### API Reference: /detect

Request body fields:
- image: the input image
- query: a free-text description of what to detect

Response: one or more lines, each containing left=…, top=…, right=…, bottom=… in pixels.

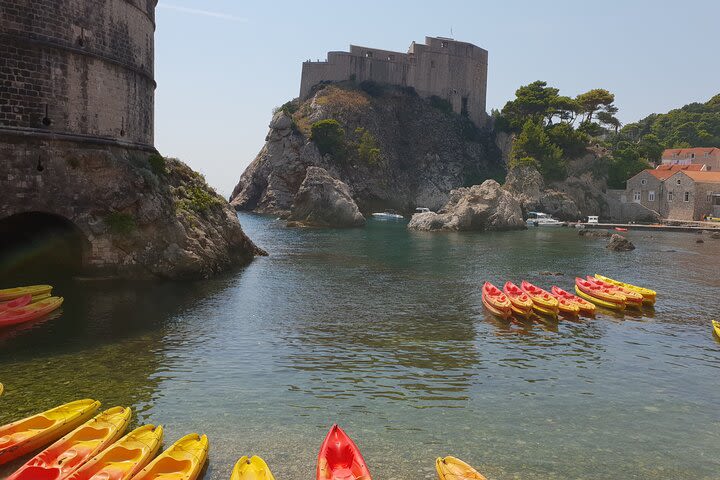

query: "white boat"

left=526, top=212, right=564, bottom=227
left=415, top=207, right=431, bottom=214
left=372, top=210, right=404, bottom=220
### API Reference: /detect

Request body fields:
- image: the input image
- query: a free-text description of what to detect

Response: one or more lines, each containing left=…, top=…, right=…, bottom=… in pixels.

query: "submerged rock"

left=578, top=229, right=612, bottom=238
left=287, top=167, right=365, bottom=228
left=606, top=234, right=635, bottom=251
left=407, top=180, right=525, bottom=232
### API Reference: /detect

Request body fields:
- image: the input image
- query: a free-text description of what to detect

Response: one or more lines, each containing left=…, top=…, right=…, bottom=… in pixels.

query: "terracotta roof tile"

left=678, top=171, right=720, bottom=183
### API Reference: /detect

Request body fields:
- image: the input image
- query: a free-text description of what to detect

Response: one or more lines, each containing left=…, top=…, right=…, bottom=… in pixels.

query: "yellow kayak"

left=594, top=274, right=656, bottom=305
left=231, top=455, right=276, bottom=480
left=436, top=456, right=487, bottom=480
left=713, top=320, right=720, bottom=338
left=130, top=433, right=208, bottom=480
left=575, top=286, right=625, bottom=311
left=6, top=406, right=131, bottom=480
left=532, top=303, right=558, bottom=318
left=0, top=383, right=3, bottom=396
left=0, top=399, right=100, bottom=465
left=67, top=424, right=164, bottom=480
left=0, top=285, right=53, bottom=302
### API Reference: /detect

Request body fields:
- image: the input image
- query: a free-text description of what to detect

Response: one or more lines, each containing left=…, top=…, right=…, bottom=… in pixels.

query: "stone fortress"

left=0, top=0, right=157, bottom=148
left=300, top=36, right=488, bottom=127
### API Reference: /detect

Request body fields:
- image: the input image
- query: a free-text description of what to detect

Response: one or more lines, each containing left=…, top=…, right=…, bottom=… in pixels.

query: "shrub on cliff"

left=148, top=154, right=166, bottom=175
left=354, top=127, right=381, bottom=165
left=510, top=119, right=566, bottom=181
left=311, top=119, right=346, bottom=159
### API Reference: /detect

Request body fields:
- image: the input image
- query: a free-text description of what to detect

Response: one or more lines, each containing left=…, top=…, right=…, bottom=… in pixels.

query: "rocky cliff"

left=230, top=83, right=504, bottom=216
left=0, top=135, right=265, bottom=280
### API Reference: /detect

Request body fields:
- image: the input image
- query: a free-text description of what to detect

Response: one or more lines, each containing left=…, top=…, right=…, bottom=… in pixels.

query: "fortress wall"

left=300, top=37, right=488, bottom=126
left=0, top=0, right=156, bottom=147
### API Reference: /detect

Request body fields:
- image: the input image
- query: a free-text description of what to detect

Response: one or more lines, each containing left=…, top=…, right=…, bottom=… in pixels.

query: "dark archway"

left=0, top=212, right=89, bottom=281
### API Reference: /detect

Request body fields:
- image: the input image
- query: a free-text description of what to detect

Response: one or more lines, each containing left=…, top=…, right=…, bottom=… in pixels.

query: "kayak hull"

left=575, top=286, right=625, bottom=310
left=0, top=285, right=52, bottom=302
left=713, top=320, right=720, bottom=338
left=317, top=424, right=371, bottom=480
left=0, top=399, right=100, bottom=465
left=7, top=407, right=131, bottom=480
left=0, top=297, right=64, bottom=329
left=521, top=281, right=559, bottom=311
left=66, top=425, right=163, bottom=480
left=551, top=286, right=596, bottom=315
left=436, top=456, right=487, bottom=480
left=231, top=455, right=276, bottom=480
left=594, top=274, right=656, bottom=305
left=129, top=432, right=208, bottom=480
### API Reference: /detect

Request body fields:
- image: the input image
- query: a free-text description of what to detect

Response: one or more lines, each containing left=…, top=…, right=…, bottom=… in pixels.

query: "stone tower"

left=300, top=36, right=488, bottom=127
left=0, top=0, right=157, bottom=148
left=0, top=0, right=264, bottom=279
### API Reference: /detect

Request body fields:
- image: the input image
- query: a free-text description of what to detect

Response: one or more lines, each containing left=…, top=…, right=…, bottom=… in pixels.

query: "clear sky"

left=154, top=0, right=720, bottom=197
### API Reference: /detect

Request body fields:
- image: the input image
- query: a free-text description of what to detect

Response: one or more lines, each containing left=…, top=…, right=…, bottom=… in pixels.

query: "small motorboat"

left=371, top=210, right=404, bottom=220
left=614, top=227, right=628, bottom=232
left=526, top=212, right=563, bottom=227
left=414, top=207, right=431, bottom=214
left=317, top=424, right=371, bottom=480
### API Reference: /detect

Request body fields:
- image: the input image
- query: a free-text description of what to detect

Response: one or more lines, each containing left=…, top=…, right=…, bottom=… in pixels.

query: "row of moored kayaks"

left=0, top=285, right=63, bottom=328
left=482, top=275, right=657, bottom=320
left=0, top=398, right=488, bottom=480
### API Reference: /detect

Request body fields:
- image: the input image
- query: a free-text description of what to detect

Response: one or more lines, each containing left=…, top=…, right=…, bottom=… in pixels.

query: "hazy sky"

left=154, top=0, right=720, bottom=197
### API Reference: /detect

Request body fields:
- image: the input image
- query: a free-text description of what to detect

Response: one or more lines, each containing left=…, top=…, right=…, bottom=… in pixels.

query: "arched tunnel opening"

left=0, top=212, right=89, bottom=282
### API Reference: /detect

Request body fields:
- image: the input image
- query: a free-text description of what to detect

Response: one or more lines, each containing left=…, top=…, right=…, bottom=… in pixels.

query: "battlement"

left=300, top=36, right=488, bottom=126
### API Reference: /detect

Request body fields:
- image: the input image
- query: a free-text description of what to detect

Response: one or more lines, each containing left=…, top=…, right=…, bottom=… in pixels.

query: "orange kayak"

left=551, top=286, right=596, bottom=315
left=575, top=277, right=625, bottom=305
left=482, top=282, right=511, bottom=319
left=66, top=425, right=163, bottom=480
left=587, top=277, right=643, bottom=308
left=317, top=424, right=371, bottom=480
left=503, top=282, right=533, bottom=311
left=521, top=281, right=559, bottom=311
left=0, top=297, right=63, bottom=328
left=6, top=407, right=131, bottom=480
left=0, top=399, right=100, bottom=465
left=0, top=295, right=32, bottom=312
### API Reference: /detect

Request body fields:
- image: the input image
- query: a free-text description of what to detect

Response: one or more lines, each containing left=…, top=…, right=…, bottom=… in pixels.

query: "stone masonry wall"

left=0, top=0, right=156, bottom=147
left=300, top=37, right=488, bottom=127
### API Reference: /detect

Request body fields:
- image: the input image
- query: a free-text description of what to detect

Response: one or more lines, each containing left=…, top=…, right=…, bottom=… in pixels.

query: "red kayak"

left=317, top=424, right=371, bottom=480
left=0, top=297, right=63, bottom=328
left=0, top=295, right=31, bottom=312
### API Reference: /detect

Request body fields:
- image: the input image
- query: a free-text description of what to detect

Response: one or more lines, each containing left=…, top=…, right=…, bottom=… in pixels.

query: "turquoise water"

left=1, top=214, right=720, bottom=479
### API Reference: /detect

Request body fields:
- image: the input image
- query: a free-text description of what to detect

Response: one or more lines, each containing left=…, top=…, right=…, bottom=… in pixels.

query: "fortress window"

left=365, top=51, right=373, bottom=58
left=441, top=41, right=448, bottom=48
left=461, top=97, right=468, bottom=117
left=430, top=60, right=436, bottom=68
left=387, top=55, right=395, bottom=61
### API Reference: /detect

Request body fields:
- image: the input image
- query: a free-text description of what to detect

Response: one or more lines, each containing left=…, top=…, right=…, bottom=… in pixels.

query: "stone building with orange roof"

left=661, top=147, right=720, bottom=171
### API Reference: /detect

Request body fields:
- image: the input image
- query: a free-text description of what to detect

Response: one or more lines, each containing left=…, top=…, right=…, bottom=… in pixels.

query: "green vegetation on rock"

left=311, top=119, right=346, bottom=159
left=148, top=154, right=166, bottom=175
left=106, top=212, right=136, bottom=234
left=354, top=127, right=381, bottom=165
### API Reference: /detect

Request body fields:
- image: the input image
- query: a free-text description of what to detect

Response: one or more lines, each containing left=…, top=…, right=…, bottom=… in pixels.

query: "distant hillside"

left=620, top=94, right=720, bottom=150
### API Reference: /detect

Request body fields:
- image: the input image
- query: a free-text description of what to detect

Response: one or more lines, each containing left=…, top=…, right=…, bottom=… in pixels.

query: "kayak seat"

left=143, top=456, right=192, bottom=474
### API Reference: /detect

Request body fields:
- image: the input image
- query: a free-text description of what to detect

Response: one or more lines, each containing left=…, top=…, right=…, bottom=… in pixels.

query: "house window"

left=684, top=191, right=690, bottom=202
left=641, top=179, right=647, bottom=185
left=704, top=152, right=710, bottom=158
left=633, top=191, right=641, bottom=202
left=648, top=191, right=655, bottom=201
left=690, top=153, right=695, bottom=159
left=676, top=179, right=682, bottom=185
left=668, top=191, right=674, bottom=202
left=708, top=193, right=713, bottom=202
